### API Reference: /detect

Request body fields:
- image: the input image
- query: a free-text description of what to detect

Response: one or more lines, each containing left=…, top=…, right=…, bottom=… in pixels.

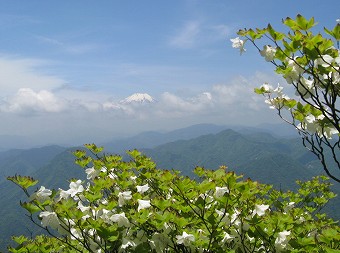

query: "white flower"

left=98, top=208, right=112, bottom=223
left=260, top=83, right=274, bottom=93
left=275, top=230, right=291, bottom=251
left=100, top=166, right=108, bottom=173
left=323, top=126, right=339, bottom=139
left=57, top=180, right=84, bottom=200
left=298, top=114, right=339, bottom=139
left=221, top=232, right=235, bottom=243
left=260, top=45, right=277, bottom=61
left=58, top=189, right=70, bottom=200
left=39, top=211, right=60, bottom=229
left=265, top=94, right=290, bottom=110
left=70, top=227, right=83, bottom=240
left=137, top=199, right=151, bottom=212
left=176, top=231, right=195, bottom=246
left=284, top=202, right=295, bottom=212
left=328, top=70, right=340, bottom=85
left=77, top=201, right=90, bottom=212
left=284, top=58, right=304, bottom=83
left=108, top=169, right=117, bottom=180
left=337, top=19, right=340, bottom=24
left=121, top=238, right=136, bottom=250
left=230, top=37, right=246, bottom=55
left=214, top=186, right=229, bottom=198
left=110, top=212, right=130, bottom=227
left=136, top=183, right=149, bottom=194
left=30, top=186, right=52, bottom=203
left=67, top=180, right=84, bottom=198
left=230, top=209, right=242, bottom=228
left=118, top=191, right=132, bottom=206
left=296, top=77, right=315, bottom=98
left=215, top=209, right=231, bottom=224
left=252, top=204, right=269, bottom=217
left=85, top=167, right=99, bottom=180
left=314, top=54, right=334, bottom=68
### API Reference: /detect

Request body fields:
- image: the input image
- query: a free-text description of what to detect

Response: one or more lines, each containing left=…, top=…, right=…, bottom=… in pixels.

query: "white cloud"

left=168, top=21, right=232, bottom=49
left=0, top=71, right=275, bottom=118
left=169, top=21, right=201, bottom=49
left=0, top=70, right=283, bottom=145
left=159, top=91, right=213, bottom=114
left=0, top=88, right=67, bottom=114
left=211, top=24, right=232, bottom=38
left=36, top=35, right=102, bottom=54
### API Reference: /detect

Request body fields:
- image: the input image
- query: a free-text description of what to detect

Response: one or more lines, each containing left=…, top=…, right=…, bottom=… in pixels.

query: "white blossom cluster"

left=27, top=167, right=302, bottom=253
left=230, top=32, right=340, bottom=140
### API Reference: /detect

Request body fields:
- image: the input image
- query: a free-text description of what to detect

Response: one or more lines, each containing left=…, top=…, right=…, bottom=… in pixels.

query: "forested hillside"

left=144, top=130, right=319, bottom=187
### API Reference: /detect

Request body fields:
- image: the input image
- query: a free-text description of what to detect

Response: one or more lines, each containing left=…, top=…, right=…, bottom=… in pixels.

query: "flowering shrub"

left=8, top=144, right=340, bottom=252
left=232, top=15, right=340, bottom=182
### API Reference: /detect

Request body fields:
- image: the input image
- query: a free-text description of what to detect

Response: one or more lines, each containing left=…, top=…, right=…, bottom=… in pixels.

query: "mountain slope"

left=143, top=129, right=318, bottom=189
left=0, top=145, right=67, bottom=184
left=101, top=123, right=228, bottom=153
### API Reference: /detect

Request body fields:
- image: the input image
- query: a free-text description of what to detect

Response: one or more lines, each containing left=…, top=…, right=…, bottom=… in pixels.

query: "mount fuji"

left=120, top=93, right=156, bottom=104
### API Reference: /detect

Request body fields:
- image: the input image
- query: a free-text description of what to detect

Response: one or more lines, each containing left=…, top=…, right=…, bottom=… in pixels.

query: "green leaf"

left=72, top=149, right=86, bottom=159
left=324, top=24, right=340, bottom=40
left=267, top=24, right=284, bottom=40
left=84, top=143, right=104, bottom=154
left=283, top=99, right=297, bottom=109
left=247, top=28, right=263, bottom=40
left=283, top=17, right=297, bottom=29
left=153, top=198, right=171, bottom=211
left=297, top=102, right=304, bottom=112
left=254, top=88, right=264, bottom=94
left=20, top=201, right=41, bottom=214
left=11, top=235, right=28, bottom=245
left=7, top=175, right=38, bottom=189
left=333, top=23, right=340, bottom=40
left=296, top=14, right=314, bottom=30
left=75, top=156, right=92, bottom=168
left=237, top=29, right=247, bottom=36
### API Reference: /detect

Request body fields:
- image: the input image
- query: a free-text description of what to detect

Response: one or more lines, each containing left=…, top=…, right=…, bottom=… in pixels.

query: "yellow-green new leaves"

left=84, top=143, right=104, bottom=154
left=324, top=23, right=340, bottom=41
left=20, top=201, right=41, bottom=214
left=267, top=24, right=285, bottom=40
left=7, top=175, right=38, bottom=190
left=284, top=15, right=316, bottom=31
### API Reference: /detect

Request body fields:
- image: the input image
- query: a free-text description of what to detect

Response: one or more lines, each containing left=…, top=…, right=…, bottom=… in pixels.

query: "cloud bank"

left=0, top=55, right=282, bottom=146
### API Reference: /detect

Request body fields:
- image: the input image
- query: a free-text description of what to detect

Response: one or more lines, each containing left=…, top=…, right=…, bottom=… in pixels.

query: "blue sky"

left=0, top=1, right=338, bottom=147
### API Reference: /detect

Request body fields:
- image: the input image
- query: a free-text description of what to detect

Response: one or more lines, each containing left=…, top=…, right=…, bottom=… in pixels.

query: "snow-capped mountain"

left=120, top=93, right=156, bottom=104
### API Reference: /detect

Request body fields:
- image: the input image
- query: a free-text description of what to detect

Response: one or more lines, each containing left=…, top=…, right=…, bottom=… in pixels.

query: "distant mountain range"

left=0, top=124, right=338, bottom=251
left=0, top=123, right=298, bottom=151
left=100, top=123, right=228, bottom=153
